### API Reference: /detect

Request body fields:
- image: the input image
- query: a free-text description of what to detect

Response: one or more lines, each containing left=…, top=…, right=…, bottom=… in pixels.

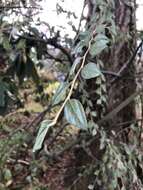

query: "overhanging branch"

left=20, top=35, right=73, bottom=65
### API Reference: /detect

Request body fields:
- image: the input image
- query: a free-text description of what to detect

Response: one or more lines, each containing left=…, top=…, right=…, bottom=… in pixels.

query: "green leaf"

left=4, top=169, right=12, bottom=181
left=3, top=37, right=11, bottom=50
left=64, top=99, right=87, bottom=129
left=33, top=120, right=53, bottom=152
left=69, top=57, right=81, bottom=76
left=81, top=62, right=102, bottom=79
left=90, top=34, right=109, bottom=56
left=16, top=39, right=26, bottom=50
left=79, top=31, right=91, bottom=41
left=95, top=34, right=109, bottom=41
left=73, top=40, right=86, bottom=54
left=97, top=99, right=102, bottom=105
left=96, top=87, right=102, bottom=95
left=73, top=31, right=91, bottom=54
left=52, top=82, right=69, bottom=106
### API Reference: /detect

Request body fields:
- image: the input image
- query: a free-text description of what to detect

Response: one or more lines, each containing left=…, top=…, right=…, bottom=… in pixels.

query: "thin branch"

left=20, top=34, right=73, bottom=65
left=115, top=118, right=143, bottom=138
left=111, top=40, right=143, bottom=84
left=51, top=32, right=95, bottom=126
left=97, top=90, right=142, bottom=125
left=46, top=123, right=69, bottom=148
left=114, top=118, right=143, bottom=127
left=102, top=70, right=120, bottom=77
left=74, top=0, right=86, bottom=40
left=6, top=101, right=63, bottom=139
left=33, top=31, right=95, bottom=153
left=45, top=52, right=66, bottom=63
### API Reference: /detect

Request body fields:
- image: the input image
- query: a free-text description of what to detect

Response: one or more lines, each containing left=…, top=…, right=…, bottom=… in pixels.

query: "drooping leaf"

left=73, top=40, right=86, bottom=54
left=81, top=62, right=102, bottom=79
left=26, top=56, right=40, bottom=86
left=3, top=37, right=11, bottom=51
left=64, top=99, right=87, bottom=129
left=72, top=31, right=91, bottom=54
left=69, top=57, right=81, bottom=76
left=90, top=34, right=109, bottom=56
left=52, top=82, right=69, bottom=106
left=33, top=120, right=53, bottom=152
left=79, top=31, right=91, bottom=43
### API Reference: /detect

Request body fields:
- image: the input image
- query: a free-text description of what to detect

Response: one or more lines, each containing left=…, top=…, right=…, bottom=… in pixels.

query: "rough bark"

left=87, top=0, right=137, bottom=132
left=64, top=1, right=137, bottom=189
left=106, top=0, right=136, bottom=130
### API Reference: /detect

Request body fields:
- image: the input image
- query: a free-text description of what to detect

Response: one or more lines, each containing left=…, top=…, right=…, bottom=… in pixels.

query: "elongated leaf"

left=64, top=99, right=87, bottom=129
left=69, top=57, right=81, bottom=76
left=52, top=82, right=69, bottom=106
left=33, top=120, right=53, bottom=152
left=72, top=31, right=90, bottom=54
left=73, top=40, right=86, bottom=54
left=81, top=62, right=102, bottom=79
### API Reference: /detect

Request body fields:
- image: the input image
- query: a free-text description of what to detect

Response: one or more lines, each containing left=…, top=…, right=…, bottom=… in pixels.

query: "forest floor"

left=0, top=82, right=79, bottom=190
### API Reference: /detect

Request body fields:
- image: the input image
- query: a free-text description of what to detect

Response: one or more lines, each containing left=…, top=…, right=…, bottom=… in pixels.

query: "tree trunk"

left=105, top=0, right=136, bottom=131
left=68, top=0, right=137, bottom=189
left=87, top=0, right=137, bottom=134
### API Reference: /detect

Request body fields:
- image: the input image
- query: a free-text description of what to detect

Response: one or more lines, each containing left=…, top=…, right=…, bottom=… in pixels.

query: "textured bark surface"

left=88, top=0, right=137, bottom=130
left=84, top=0, right=136, bottom=129
left=106, top=0, right=136, bottom=129
left=64, top=1, right=137, bottom=189
left=68, top=1, right=137, bottom=189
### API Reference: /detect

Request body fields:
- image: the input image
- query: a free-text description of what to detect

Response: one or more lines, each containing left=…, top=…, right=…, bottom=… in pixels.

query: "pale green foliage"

left=81, top=62, right=102, bottom=79
left=69, top=57, right=81, bottom=76
left=94, top=126, right=143, bottom=189
left=64, top=99, right=88, bottom=129
left=52, top=82, right=69, bottom=106
left=90, top=34, right=109, bottom=57
left=33, top=120, right=52, bottom=152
